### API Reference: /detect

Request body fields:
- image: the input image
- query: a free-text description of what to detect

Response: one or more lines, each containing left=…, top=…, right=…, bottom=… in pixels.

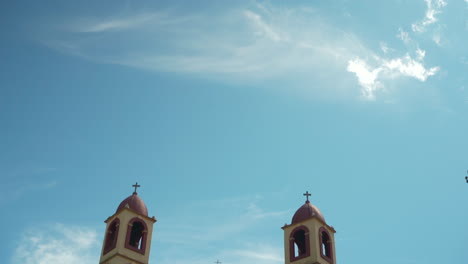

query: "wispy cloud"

left=0, top=167, right=57, bottom=204
left=396, top=28, right=411, bottom=44
left=157, top=243, right=283, bottom=264
left=40, top=2, right=444, bottom=101
left=152, top=194, right=287, bottom=264
left=41, top=4, right=374, bottom=100
left=156, top=195, right=289, bottom=244
left=70, top=13, right=158, bottom=33
left=247, top=202, right=289, bottom=219
left=12, top=224, right=100, bottom=264
left=222, top=243, right=283, bottom=264
left=380, top=42, right=392, bottom=54
left=411, top=0, right=447, bottom=33
left=243, top=10, right=283, bottom=42
left=11, top=198, right=284, bottom=264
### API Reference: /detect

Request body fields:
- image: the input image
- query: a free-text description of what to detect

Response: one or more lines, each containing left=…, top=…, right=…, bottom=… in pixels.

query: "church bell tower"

left=282, top=192, right=336, bottom=264
left=99, top=183, right=157, bottom=264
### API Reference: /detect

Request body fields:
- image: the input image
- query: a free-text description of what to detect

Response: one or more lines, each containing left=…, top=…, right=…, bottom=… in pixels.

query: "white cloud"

left=383, top=54, right=439, bottom=81
left=411, top=0, right=447, bottom=33
left=347, top=50, right=439, bottom=100
left=347, top=0, right=445, bottom=101
left=12, top=224, right=100, bottom=264
left=347, top=59, right=382, bottom=100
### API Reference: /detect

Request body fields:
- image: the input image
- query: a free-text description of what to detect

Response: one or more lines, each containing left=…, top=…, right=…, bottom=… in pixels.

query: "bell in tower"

left=282, top=191, right=336, bottom=264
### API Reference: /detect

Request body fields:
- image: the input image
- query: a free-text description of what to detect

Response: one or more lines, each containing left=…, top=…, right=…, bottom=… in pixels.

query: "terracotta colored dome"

left=291, top=201, right=325, bottom=224
left=116, top=192, right=148, bottom=216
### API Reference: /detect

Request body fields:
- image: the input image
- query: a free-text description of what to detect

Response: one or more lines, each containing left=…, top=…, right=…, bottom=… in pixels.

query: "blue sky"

left=2, top=0, right=468, bottom=263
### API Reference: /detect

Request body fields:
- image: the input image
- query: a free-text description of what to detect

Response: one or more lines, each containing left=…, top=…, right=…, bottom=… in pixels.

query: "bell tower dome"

left=99, top=183, right=157, bottom=264
left=282, top=191, right=336, bottom=264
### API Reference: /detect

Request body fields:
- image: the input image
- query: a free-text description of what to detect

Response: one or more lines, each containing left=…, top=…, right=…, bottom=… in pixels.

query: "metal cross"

left=132, top=182, right=141, bottom=193
left=465, top=170, right=468, bottom=183
left=303, top=191, right=311, bottom=202
left=214, top=260, right=222, bottom=264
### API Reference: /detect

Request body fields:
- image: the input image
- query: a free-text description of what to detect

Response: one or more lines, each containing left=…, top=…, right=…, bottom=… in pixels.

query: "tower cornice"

left=282, top=215, right=336, bottom=233
left=105, top=207, right=157, bottom=224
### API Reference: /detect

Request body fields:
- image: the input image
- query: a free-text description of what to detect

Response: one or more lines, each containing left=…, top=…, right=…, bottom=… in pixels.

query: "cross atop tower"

left=303, top=191, right=311, bottom=202
left=214, top=260, right=222, bottom=264
left=133, top=182, right=141, bottom=194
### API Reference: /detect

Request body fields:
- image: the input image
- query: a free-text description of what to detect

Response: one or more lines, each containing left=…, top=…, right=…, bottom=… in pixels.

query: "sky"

left=1, top=0, right=468, bottom=263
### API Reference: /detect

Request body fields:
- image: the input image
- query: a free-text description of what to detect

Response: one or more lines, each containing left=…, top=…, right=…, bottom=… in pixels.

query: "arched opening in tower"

left=321, top=230, right=332, bottom=259
left=129, top=221, right=145, bottom=250
left=104, top=219, right=119, bottom=253
left=293, top=229, right=306, bottom=257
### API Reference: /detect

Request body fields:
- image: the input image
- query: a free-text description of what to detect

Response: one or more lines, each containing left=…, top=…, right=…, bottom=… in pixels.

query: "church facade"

left=98, top=186, right=336, bottom=264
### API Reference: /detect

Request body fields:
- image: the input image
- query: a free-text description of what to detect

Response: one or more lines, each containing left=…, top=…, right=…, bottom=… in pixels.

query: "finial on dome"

left=132, top=182, right=141, bottom=194
left=303, top=191, right=311, bottom=203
